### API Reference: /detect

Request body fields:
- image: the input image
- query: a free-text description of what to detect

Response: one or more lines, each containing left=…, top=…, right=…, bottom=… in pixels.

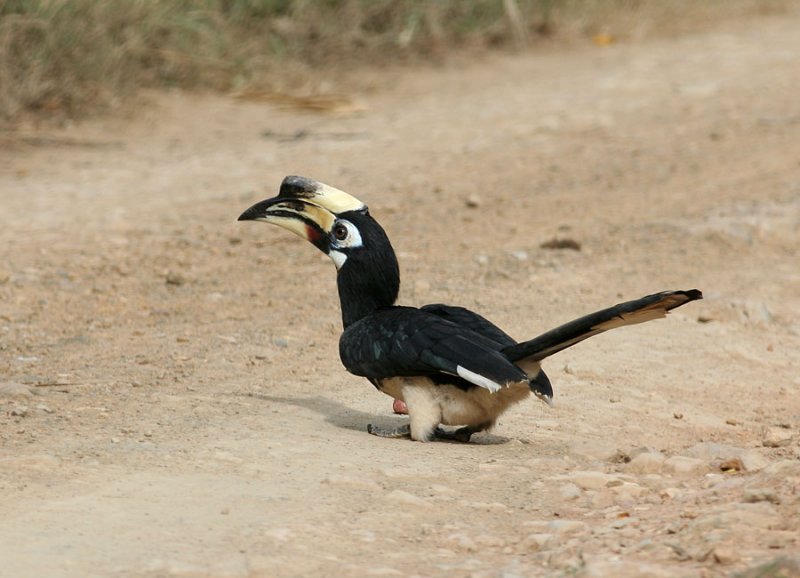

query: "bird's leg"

left=434, top=422, right=492, bottom=443
left=365, top=387, right=442, bottom=441
left=433, top=427, right=473, bottom=443
left=367, top=423, right=411, bottom=438
left=403, top=386, right=441, bottom=442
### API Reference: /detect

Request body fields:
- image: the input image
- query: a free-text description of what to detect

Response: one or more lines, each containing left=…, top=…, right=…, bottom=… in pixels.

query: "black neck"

left=337, top=257, right=399, bottom=327
left=336, top=221, right=400, bottom=328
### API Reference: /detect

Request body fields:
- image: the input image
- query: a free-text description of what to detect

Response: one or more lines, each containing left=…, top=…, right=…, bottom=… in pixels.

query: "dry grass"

left=0, top=0, right=790, bottom=121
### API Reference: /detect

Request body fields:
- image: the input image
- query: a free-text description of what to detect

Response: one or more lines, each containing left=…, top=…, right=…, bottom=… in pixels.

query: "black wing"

left=340, top=306, right=527, bottom=392
left=502, top=289, right=702, bottom=363
left=420, top=304, right=516, bottom=348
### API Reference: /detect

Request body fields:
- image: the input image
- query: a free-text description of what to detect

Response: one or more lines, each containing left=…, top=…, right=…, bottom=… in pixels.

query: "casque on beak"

left=238, top=176, right=368, bottom=252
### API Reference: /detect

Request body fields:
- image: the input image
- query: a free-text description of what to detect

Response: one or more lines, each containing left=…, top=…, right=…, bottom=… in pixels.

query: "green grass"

left=0, top=0, right=790, bottom=121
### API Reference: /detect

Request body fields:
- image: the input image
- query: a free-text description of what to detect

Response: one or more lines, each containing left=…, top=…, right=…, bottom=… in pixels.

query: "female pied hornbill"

left=239, top=176, right=702, bottom=442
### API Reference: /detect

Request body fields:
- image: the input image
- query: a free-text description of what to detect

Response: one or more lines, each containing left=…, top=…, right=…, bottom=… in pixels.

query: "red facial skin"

left=305, top=224, right=323, bottom=245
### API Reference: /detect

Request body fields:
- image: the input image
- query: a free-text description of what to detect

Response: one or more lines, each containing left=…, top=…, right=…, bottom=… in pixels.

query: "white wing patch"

left=456, top=365, right=503, bottom=393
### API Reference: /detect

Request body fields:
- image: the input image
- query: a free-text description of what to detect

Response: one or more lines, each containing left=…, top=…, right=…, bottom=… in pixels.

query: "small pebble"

left=568, top=471, right=619, bottom=490
left=474, top=534, right=505, bottom=548
left=762, top=426, right=793, bottom=448
left=609, top=516, right=639, bottom=529
left=322, top=475, right=381, bottom=491
left=712, top=545, right=739, bottom=565
left=385, top=490, right=431, bottom=508
left=540, top=237, right=581, bottom=251
left=740, top=450, right=769, bottom=472
left=165, top=271, right=185, bottom=286
left=742, top=488, right=781, bottom=505
left=366, top=567, right=402, bottom=576
left=626, top=452, right=665, bottom=474
left=443, top=533, right=477, bottom=552
left=660, top=487, right=682, bottom=501
left=719, top=458, right=744, bottom=472
left=560, top=483, right=581, bottom=500
left=547, top=520, right=587, bottom=535
left=519, top=533, right=552, bottom=552
left=765, top=530, right=797, bottom=549
left=0, top=382, right=34, bottom=398
left=663, top=456, right=707, bottom=475
left=464, top=195, right=481, bottom=208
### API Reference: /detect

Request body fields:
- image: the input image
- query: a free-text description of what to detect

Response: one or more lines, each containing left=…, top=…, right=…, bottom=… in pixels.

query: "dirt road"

left=1, top=9, right=799, bottom=578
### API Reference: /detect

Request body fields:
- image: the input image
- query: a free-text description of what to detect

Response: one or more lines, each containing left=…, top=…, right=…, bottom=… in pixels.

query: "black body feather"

left=340, top=306, right=527, bottom=387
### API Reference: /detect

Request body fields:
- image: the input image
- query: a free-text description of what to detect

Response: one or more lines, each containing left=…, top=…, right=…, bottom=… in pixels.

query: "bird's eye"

left=334, top=224, right=348, bottom=241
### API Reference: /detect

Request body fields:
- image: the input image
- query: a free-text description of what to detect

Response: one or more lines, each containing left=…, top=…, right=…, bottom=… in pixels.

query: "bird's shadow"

left=248, top=392, right=400, bottom=433
left=244, top=393, right=512, bottom=445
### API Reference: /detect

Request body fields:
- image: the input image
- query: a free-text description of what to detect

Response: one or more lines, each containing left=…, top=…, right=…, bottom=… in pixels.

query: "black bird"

left=239, top=176, right=702, bottom=442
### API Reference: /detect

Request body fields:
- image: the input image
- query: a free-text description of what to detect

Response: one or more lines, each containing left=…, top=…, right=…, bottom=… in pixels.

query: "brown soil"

left=1, top=10, right=799, bottom=578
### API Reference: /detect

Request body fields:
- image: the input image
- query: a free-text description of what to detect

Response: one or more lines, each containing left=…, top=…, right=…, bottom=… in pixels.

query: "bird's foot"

left=392, top=399, right=408, bottom=415
left=434, top=426, right=475, bottom=443
left=367, top=423, right=411, bottom=438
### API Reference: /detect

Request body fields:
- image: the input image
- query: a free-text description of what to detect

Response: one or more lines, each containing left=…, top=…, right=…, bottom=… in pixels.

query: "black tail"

left=502, top=289, right=702, bottom=363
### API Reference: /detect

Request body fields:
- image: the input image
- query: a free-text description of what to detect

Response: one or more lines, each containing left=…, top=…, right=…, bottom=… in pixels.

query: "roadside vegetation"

left=0, top=0, right=788, bottom=121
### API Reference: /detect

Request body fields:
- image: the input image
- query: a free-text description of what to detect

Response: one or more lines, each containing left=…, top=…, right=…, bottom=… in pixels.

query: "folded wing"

left=340, top=306, right=528, bottom=392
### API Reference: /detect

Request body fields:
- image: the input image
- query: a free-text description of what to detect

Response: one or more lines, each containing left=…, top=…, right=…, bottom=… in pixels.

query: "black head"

left=329, top=209, right=400, bottom=327
left=239, top=177, right=400, bottom=326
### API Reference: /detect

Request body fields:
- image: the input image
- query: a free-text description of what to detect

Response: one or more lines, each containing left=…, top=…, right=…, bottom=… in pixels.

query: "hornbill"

left=239, top=176, right=702, bottom=442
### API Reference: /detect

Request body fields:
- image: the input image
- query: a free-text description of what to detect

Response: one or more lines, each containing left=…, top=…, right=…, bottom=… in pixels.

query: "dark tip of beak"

left=238, top=197, right=283, bottom=222
left=238, top=206, right=259, bottom=221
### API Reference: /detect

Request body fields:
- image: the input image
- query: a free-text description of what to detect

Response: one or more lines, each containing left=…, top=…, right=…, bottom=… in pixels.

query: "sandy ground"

left=2, top=9, right=800, bottom=578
